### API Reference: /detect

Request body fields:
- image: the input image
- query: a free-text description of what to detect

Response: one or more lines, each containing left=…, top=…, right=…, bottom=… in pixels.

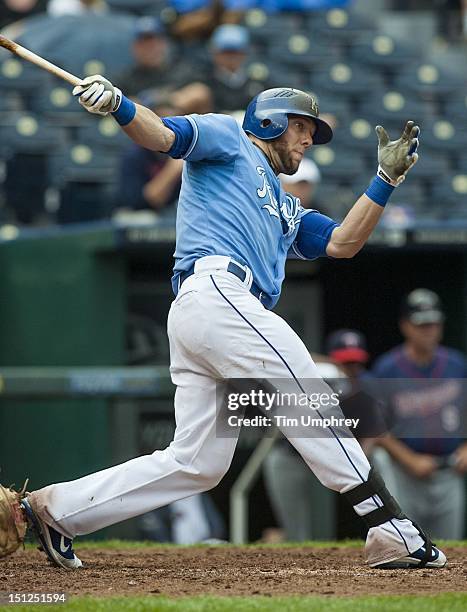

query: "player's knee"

left=167, top=445, right=231, bottom=489
left=190, top=456, right=231, bottom=490
left=205, top=464, right=229, bottom=489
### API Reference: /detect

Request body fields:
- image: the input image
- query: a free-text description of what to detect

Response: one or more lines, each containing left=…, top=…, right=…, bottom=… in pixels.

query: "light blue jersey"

left=170, top=113, right=336, bottom=309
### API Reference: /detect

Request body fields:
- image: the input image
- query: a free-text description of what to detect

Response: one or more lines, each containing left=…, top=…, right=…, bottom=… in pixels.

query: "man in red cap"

left=326, top=329, right=370, bottom=380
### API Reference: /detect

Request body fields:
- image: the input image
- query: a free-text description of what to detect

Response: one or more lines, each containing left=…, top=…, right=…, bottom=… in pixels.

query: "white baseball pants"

left=29, top=256, right=424, bottom=565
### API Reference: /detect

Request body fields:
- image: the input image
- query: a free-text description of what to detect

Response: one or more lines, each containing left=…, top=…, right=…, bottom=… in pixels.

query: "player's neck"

left=248, top=136, right=280, bottom=174
left=404, top=343, right=436, bottom=367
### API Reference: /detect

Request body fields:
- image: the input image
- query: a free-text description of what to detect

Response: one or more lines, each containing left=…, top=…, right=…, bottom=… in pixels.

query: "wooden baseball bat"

left=0, top=35, right=81, bottom=87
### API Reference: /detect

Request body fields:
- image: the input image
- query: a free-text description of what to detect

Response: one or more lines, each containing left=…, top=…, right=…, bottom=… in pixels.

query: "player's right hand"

left=72, top=75, right=122, bottom=116
left=409, top=453, right=438, bottom=478
left=375, top=120, right=420, bottom=187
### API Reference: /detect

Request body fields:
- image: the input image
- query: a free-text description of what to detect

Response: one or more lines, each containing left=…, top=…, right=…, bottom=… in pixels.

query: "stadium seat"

left=444, top=95, right=467, bottom=124
left=0, top=92, right=22, bottom=114
left=307, top=8, right=376, bottom=43
left=308, top=144, right=367, bottom=181
left=443, top=205, right=467, bottom=222
left=312, top=95, right=351, bottom=128
left=422, top=119, right=467, bottom=154
left=0, top=114, right=67, bottom=155
left=49, top=144, right=118, bottom=186
left=246, top=60, right=304, bottom=90
left=244, top=9, right=299, bottom=46
left=29, top=83, right=91, bottom=127
left=394, top=62, right=464, bottom=103
left=0, top=96, right=24, bottom=135
left=0, top=115, right=67, bottom=225
left=266, top=32, right=337, bottom=74
left=80, top=59, right=113, bottom=79
left=330, top=117, right=376, bottom=155
left=430, top=173, right=467, bottom=209
left=3, top=153, right=51, bottom=224
left=348, top=34, right=418, bottom=77
left=455, top=153, right=467, bottom=173
left=49, top=144, right=118, bottom=224
left=385, top=182, right=426, bottom=208
left=408, top=153, right=451, bottom=182
left=76, top=117, right=132, bottom=151
left=0, top=58, right=51, bottom=98
left=55, top=181, right=116, bottom=224
left=309, top=62, right=384, bottom=106
left=358, top=91, right=428, bottom=132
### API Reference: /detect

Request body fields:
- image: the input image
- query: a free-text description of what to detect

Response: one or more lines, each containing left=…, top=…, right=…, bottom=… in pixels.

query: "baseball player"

left=0, top=78, right=446, bottom=571
left=371, top=289, right=467, bottom=539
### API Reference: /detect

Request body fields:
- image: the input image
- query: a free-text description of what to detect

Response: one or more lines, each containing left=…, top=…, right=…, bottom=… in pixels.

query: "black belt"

left=179, top=261, right=265, bottom=303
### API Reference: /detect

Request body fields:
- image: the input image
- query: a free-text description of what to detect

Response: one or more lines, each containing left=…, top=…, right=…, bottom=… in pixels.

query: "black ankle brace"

left=344, top=467, right=406, bottom=528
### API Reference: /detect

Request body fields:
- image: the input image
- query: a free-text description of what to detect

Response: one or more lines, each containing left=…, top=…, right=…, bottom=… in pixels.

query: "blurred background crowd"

left=0, top=0, right=466, bottom=228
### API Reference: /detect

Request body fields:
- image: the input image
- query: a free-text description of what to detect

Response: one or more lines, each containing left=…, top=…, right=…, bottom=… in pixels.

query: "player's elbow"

left=326, top=240, right=363, bottom=259
left=325, top=226, right=363, bottom=258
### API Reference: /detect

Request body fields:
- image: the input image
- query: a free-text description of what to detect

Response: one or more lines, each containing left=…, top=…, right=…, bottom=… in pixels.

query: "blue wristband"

left=112, top=95, right=136, bottom=126
left=364, top=175, right=395, bottom=207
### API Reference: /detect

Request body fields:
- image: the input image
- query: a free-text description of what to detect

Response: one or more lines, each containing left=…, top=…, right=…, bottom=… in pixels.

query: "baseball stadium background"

left=0, top=0, right=466, bottom=609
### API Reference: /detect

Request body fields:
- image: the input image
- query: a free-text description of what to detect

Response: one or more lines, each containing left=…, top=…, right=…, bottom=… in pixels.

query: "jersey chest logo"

left=256, top=166, right=301, bottom=237
left=280, top=194, right=301, bottom=237
left=256, top=166, right=279, bottom=218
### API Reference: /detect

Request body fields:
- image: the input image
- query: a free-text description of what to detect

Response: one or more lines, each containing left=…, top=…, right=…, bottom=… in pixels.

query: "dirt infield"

left=2, top=546, right=466, bottom=598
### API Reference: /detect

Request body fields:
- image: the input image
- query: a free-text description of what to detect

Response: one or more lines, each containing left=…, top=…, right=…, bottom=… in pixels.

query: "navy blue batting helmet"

left=242, top=87, right=333, bottom=145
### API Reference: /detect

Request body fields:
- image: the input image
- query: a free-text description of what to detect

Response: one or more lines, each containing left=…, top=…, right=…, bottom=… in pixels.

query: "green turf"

left=23, top=538, right=467, bottom=550
left=1, top=593, right=466, bottom=612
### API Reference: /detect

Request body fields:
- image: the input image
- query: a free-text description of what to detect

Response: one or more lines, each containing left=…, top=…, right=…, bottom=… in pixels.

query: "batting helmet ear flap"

left=243, top=87, right=333, bottom=144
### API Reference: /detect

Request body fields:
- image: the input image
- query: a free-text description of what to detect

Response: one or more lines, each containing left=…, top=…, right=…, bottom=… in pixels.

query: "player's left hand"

left=72, top=75, right=122, bottom=116
left=375, top=120, right=420, bottom=187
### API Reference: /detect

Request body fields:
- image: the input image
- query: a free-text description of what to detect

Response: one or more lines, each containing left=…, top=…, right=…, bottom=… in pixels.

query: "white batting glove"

left=72, top=75, right=122, bottom=116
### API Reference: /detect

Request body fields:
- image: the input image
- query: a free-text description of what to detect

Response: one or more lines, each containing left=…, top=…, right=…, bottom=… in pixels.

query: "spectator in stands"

left=199, top=23, right=273, bottom=113
left=0, top=0, right=46, bottom=29
left=116, top=92, right=183, bottom=215
left=279, top=158, right=321, bottom=209
left=325, top=329, right=385, bottom=455
left=115, top=16, right=193, bottom=99
left=371, top=289, right=467, bottom=539
left=167, top=0, right=248, bottom=44
left=114, top=16, right=210, bottom=114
